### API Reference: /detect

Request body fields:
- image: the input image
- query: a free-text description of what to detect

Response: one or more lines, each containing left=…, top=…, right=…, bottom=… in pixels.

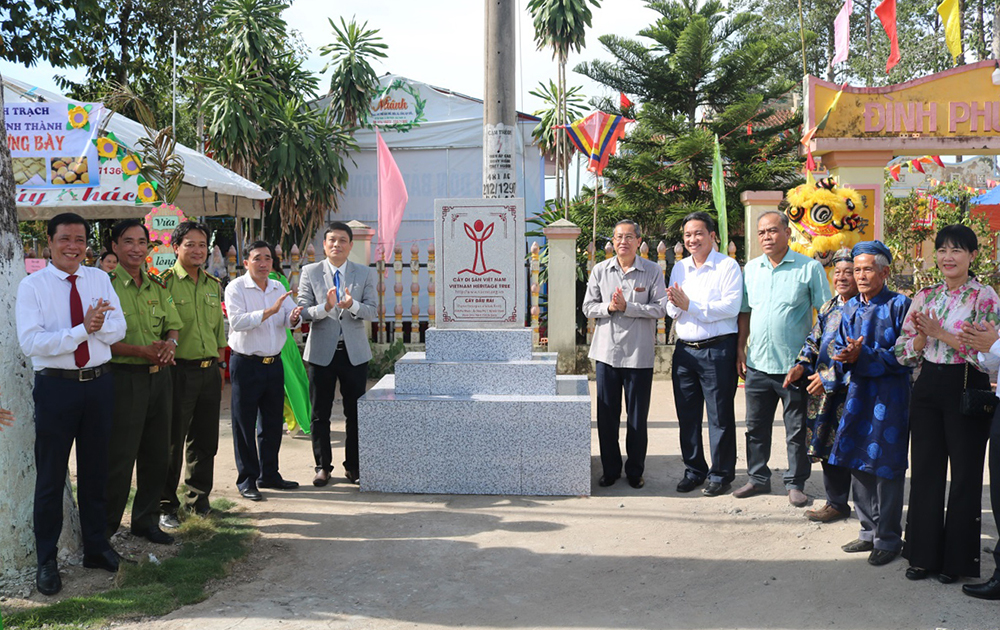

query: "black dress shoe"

left=937, top=573, right=957, bottom=584
left=192, top=504, right=213, bottom=517
left=239, top=487, right=262, bottom=501
left=841, top=539, right=874, bottom=553
left=963, top=576, right=1000, bottom=600
left=905, top=567, right=929, bottom=581
left=628, top=476, right=645, bottom=489
left=676, top=477, right=704, bottom=493
left=259, top=478, right=299, bottom=490
left=36, top=560, right=61, bottom=596
left=344, top=469, right=359, bottom=485
left=83, top=549, right=131, bottom=573
left=867, top=549, right=899, bottom=566
left=132, top=525, right=175, bottom=545
left=597, top=475, right=619, bottom=487
left=703, top=481, right=731, bottom=496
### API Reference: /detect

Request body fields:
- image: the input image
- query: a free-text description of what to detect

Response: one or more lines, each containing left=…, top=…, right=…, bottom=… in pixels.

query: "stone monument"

left=357, top=198, right=592, bottom=495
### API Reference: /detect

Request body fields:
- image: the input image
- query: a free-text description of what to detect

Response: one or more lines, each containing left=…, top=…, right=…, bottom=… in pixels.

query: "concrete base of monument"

left=357, top=328, right=592, bottom=496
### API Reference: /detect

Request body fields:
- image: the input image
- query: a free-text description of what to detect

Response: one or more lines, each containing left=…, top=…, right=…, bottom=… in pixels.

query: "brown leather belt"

left=38, top=365, right=109, bottom=382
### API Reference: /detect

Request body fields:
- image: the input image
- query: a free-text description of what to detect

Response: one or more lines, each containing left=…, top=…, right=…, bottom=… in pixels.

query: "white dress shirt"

left=978, top=339, right=1000, bottom=394
left=665, top=248, right=743, bottom=342
left=16, top=264, right=127, bottom=370
left=225, top=273, right=298, bottom=356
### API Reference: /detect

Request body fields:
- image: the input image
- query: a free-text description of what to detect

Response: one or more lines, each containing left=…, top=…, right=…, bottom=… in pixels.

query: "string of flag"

left=829, top=0, right=963, bottom=73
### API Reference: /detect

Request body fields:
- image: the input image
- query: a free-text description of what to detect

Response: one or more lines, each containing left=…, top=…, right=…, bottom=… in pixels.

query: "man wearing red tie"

left=16, top=213, right=127, bottom=596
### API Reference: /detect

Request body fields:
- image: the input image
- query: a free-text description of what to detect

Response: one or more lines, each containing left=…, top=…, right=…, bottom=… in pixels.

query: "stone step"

left=424, top=328, right=533, bottom=362
left=393, top=351, right=558, bottom=396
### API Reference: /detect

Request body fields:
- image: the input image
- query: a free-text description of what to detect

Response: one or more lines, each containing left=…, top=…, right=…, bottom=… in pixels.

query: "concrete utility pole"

left=483, top=0, right=517, bottom=199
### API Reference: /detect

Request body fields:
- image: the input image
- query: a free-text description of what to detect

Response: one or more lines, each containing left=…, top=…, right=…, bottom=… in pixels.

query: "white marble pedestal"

left=357, top=328, right=591, bottom=495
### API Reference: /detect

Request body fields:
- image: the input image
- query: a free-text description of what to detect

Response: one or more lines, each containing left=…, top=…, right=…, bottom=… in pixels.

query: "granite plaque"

left=434, top=198, right=526, bottom=329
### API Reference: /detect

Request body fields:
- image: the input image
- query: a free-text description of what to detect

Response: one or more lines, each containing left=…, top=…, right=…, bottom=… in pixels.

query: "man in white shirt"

left=16, top=213, right=127, bottom=596
left=958, top=321, right=1000, bottom=599
left=665, top=212, right=743, bottom=497
left=224, top=241, right=303, bottom=501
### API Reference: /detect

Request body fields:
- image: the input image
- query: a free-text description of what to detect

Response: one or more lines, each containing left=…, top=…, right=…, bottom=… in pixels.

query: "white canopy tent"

left=4, top=76, right=270, bottom=221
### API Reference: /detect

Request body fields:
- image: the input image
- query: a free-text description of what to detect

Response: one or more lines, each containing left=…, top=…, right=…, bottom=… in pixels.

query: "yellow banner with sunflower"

left=5, top=100, right=104, bottom=190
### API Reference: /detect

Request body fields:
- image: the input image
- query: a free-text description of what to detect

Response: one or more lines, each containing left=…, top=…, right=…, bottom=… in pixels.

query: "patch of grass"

left=4, top=501, right=254, bottom=630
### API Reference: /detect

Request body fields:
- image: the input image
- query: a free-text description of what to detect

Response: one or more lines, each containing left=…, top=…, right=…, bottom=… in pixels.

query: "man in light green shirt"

left=107, top=219, right=182, bottom=545
left=735, top=210, right=829, bottom=507
left=160, top=221, right=228, bottom=526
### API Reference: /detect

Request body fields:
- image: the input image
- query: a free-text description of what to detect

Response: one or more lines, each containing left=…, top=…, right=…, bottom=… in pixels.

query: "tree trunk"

left=993, top=1, right=1000, bottom=59
left=0, top=73, right=82, bottom=573
left=976, top=0, right=987, bottom=60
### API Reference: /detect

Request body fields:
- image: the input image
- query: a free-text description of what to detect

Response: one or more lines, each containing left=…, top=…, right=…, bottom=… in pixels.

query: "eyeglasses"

left=613, top=234, right=638, bottom=243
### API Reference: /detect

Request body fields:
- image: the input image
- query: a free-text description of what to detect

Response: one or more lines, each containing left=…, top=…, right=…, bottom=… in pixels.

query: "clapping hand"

left=83, top=299, right=115, bottom=334
left=337, top=287, right=354, bottom=310
left=667, top=283, right=690, bottom=311
left=831, top=335, right=865, bottom=364
left=913, top=310, right=945, bottom=340
left=609, top=287, right=627, bottom=312
left=265, top=290, right=293, bottom=319
left=290, top=306, right=303, bottom=327
left=958, top=320, right=1000, bottom=353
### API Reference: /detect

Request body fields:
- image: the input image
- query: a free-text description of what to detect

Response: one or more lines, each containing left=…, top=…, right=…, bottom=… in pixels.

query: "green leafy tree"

left=529, top=80, right=587, bottom=169
left=575, top=0, right=802, bottom=258
left=884, top=180, right=999, bottom=293
left=200, top=0, right=356, bottom=250
left=0, top=0, right=106, bottom=67
left=527, top=0, right=602, bottom=213
left=319, top=16, right=388, bottom=129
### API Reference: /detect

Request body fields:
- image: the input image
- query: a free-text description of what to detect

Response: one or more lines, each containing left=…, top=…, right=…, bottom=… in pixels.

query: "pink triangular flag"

left=375, top=129, right=408, bottom=264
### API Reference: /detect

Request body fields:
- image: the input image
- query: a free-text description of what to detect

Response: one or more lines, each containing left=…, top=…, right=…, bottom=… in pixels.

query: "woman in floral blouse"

left=894, top=224, right=1000, bottom=584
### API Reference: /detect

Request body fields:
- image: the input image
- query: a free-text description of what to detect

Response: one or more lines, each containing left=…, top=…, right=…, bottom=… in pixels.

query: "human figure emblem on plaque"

left=460, top=220, right=501, bottom=275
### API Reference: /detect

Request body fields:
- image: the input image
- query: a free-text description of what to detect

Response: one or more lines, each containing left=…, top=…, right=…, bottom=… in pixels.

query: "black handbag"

left=960, top=363, right=999, bottom=420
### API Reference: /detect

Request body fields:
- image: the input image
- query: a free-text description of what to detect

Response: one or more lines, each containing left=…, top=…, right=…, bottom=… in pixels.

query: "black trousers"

left=672, top=336, right=738, bottom=485
left=106, top=366, right=172, bottom=536
left=990, top=406, right=1000, bottom=579
left=596, top=361, right=653, bottom=480
left=33, top=371, right=114, bottom=565
left=163, top=361, right=221, bottom=515
left=309, top=347, right=368, bottom=474
left=821, top=460, right=853, bottom=514
left=230, top=354, right=285, bottom=491
left=904, top=362, right=992, bottom=577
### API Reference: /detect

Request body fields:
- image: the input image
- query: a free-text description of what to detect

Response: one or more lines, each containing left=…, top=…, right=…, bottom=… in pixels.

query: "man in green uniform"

left=107, top=219, right=182, bottom=545
left=159, top=221, right=227, bottom=527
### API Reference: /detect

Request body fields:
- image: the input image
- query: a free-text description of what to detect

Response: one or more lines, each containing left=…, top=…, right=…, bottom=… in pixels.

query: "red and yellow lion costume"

left=785, top=177, right=867, bottom=281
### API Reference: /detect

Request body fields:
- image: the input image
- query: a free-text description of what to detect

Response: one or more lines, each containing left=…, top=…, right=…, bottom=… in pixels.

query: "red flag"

left=912, top=160, right=925, bottom=173
left=875, top=0, right=900, bottom=72
left=375, top=129, right=408, bottom=264
left=620, top=92, right=633, bottom=110
left=931, top=155, right=945, bottom=167
left=805, top=151, right=817, bottom=172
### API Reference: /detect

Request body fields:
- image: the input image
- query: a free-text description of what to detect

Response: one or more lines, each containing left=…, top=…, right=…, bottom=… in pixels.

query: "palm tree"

left=319, top=16, right=388, bottom=129
left=527, top=0, right=601, bottom=216
left=529, top=80, right=587, bottom=171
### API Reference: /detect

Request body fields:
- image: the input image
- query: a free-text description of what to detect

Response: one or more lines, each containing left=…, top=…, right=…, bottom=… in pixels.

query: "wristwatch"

left=167, top=338, right=179, bottom=346
left=218, top=361, right=228, bottom=369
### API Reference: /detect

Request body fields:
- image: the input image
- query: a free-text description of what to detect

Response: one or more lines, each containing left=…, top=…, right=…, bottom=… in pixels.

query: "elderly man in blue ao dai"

left=828, top=240, right=912, bottom=568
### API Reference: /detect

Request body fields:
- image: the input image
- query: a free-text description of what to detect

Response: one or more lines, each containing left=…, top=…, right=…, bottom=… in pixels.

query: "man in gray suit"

left=297, top=221, right=378, bottom=486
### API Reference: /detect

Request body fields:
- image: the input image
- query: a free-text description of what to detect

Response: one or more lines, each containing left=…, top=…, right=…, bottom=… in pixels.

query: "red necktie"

left=68, top=275, right=90, bottom=368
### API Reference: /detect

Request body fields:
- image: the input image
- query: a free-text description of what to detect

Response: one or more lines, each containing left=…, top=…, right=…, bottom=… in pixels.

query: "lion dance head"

left=785, top=177, right=867, bottom=273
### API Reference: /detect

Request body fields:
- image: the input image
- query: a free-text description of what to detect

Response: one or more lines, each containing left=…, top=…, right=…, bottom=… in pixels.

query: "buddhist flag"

left=832, top=0, right=853, bottom=65
left=937, top=0, right=962, bottom=61
left=563, top=112, right=633, bottom=176
left=375, top=129, right=408, bottom=264
left=712, top=134, right=728, bottom=251
left=875, top=0, right=900, bottom=73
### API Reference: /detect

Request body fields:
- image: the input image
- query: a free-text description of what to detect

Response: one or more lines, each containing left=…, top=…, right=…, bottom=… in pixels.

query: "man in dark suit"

left=297, top=221, right=378, bottom=486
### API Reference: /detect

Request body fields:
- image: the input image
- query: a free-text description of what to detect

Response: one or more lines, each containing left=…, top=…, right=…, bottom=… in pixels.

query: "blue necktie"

left=333, top=269, right=342, bottom=302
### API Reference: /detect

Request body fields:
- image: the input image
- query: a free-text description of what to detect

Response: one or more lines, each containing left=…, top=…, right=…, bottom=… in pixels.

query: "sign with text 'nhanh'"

left=434, top=198, right=525, bottom=329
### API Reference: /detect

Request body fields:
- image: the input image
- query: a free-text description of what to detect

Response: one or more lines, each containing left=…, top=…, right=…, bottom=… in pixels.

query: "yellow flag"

left=937, top=0, right=962, bottom=61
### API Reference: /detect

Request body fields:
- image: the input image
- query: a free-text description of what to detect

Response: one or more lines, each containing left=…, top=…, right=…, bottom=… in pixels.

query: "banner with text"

left=4, top=101, right=105, bottom=190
